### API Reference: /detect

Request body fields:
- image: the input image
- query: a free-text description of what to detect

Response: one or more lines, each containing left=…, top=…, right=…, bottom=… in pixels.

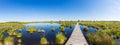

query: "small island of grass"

left=56, top=33, right=67, bottom=44
left=40, top=37, right=48, bottom=45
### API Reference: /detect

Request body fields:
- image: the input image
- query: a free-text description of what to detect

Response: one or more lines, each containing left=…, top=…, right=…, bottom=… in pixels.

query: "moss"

left=40, top=37, right=48, bottom=45
left=56, top=33, right=67, bottom=44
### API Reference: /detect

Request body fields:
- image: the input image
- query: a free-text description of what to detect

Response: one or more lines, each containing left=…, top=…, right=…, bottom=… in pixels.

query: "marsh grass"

left=60, top=26, right=65, bottom=32
left=87, top=33, right=115, bottom=45
left=40, top=37, right=48, bottom=45
left=38, top=29, right=41, bottom=33
left=4, top=37, right=14, bottom=45
left=0, top=41, right=2, bottom=45
left=0, top=32, right=3, bottom=40
left=51, top=27, right=55, bottom=32
left=56, top=33, right=67, bottom=44
left=16, top=33, right=22, bottom=38
left=27, top=27, right=36, bottom=33
left=83, top=26, right=88, bottom=32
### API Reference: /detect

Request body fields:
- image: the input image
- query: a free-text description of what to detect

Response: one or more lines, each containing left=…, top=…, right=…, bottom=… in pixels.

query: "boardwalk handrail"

left=65, top=23, right=88, bottom=45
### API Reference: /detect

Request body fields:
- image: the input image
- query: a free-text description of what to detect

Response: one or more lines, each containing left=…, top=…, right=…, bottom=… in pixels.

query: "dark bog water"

left=80, top=25, right=97, bottom=34
left=22, top=23, right=75, bottom=45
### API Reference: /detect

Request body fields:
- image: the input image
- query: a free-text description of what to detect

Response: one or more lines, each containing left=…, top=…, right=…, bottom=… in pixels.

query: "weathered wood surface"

left=65, top=23, right=88, bottom=45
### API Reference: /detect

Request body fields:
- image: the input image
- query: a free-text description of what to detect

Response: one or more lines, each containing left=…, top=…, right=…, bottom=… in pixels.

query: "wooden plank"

left=65, top=23, right=88, bottom=45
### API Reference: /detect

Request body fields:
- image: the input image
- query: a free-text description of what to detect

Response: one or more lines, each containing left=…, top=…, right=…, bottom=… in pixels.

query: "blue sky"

left=0, top=0, right=120, bottom=22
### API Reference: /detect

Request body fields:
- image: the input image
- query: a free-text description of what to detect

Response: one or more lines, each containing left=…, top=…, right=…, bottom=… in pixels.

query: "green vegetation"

left=4, top=37, right=14, bottom=42
left=27, top=27, right=36, bottom=33
left=16, top=33, right=22, bottom=38
left=0, top=32, right=3, bottom=40
left=83, top=26, right=88, bottom=32
left=50, top=20, right=53, bottom=24
left=115, top=32, right=120, bottom=39
left=17, top=43, right=21, bottom=45
left=56, top=33, right=67, bottom=44
left=0, top=22, right=25, bottom=30
left=13, top=32, right=17, bottom=36
left=59, top=21, right=75, bottom=28
left=0, top=22, right=24, bottom=36
left=38, top=29, right=41, bottom=33
left=77, top=20, right=80, bottom=22
left=7, top=30, right=14, bottom=36
left=0, top=22, right=25, bottom=45
left=40, top=37, right=48, bottom=45
left=0, top=41, right=2, bottom=45
left=79, top=21, right=120, bottom=37
left=51, top=27, right=55, bottom=32
left=87, top=33, right=115, bottom=45
left=60, top=26, right=65, bottom=32
left=0, top=27, right=3, bottom=41
left=4, top=37, right=14, bottom=45
left=78, top=21, right=120, bottom=45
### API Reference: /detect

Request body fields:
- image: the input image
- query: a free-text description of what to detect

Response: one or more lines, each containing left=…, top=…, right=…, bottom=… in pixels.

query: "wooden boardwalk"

left=65, top=23, right=88, bottom=45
